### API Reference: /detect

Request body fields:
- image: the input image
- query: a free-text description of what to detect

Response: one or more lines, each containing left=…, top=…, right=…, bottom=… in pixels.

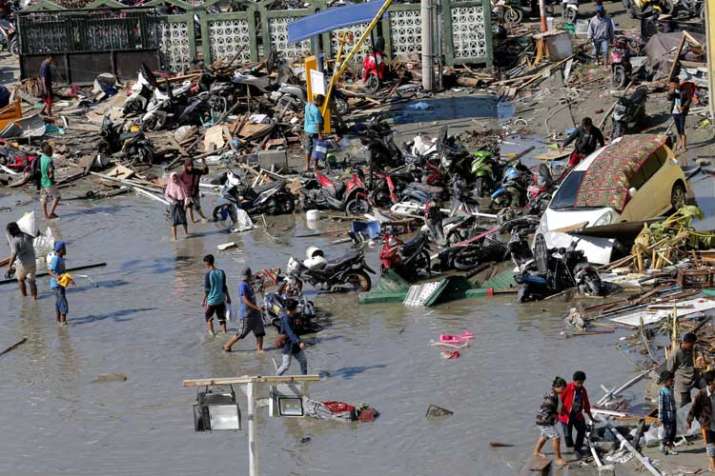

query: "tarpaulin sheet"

left=287, top=1, right=386, bottom=44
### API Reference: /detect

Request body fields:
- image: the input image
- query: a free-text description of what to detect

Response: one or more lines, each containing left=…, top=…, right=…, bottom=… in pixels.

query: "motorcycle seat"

left=324, top=250, right=360, bottom=271
left=401, top=232, right=427, bottom=254
left=254, top=180, right=283, bottom=194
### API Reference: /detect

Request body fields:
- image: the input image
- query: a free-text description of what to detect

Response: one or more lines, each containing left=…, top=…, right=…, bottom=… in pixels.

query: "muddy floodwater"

left=0, top=190, right=641, bottom=476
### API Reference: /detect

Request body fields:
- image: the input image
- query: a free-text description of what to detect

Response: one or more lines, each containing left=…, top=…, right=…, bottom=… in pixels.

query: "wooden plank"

left=0, top=337, right=27, bottom=357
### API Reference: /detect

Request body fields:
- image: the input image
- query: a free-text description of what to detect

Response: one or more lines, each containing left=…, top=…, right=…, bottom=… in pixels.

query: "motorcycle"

left=355, top=115, right=404, bottom=170
left=362, top=48, right=387, bottom=94
left=379, top=229, right=431, bottom=282
left=610, top=36, right=633, bottom=88
left=0, top=18, right=17, bottom=55
left=471, top=150, right=501, bottom=198
left=212, top=171, right=296, bottom=220
left=123, top=64, right=158, bottom=116
left=611, top=86, right=648, bottom=139
left=490, top=162, right=531, bottom=209
left=273, top=82, right=349, bottom=117
left=303, top=168, right=370, bottom=215
left=491, top=0, right=526, bottom=24
left=286, top=249, right=375, bottom=292
left=515, top=240, right=603, bottom=302
left=264, top=292, right=319, bottom=335
left=526, top=163, right=554, bottom=216
left=98, top=116, right=155, bottom=164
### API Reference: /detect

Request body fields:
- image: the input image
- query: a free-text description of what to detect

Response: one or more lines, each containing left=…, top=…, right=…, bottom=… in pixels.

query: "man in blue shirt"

left=48, top=240, right=68, bottom=325
left=303, top=94, right=324, bottom=172
left=223, top=267, right=265, bottom=352
left=203, top=254, right=231, bottom=336
left=275, top=299, right=307, bottom=375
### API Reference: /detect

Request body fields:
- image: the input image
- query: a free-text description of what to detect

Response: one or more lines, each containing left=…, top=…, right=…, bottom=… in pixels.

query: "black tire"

left=446, top=229, right=467, bottom=246
left=413, top=250, right=431, bottom=277
left=504, top=6, right=523, bottom=24
left=451, top=247, right=482, bottom=271
left=366, top=75, right=380, bottom=95
left=368, top=189, right=391, bottom=208
left=345, top=198, right=369, bottom=216
left=343, top=270, right=371, bottom=292
left=584, top=273, right=602, bottom=296
left=9, top=38, right=18, bottom=56
left=334, top=97, right=349, bottom=116
left=517, top=285, right=530, bottom=303
left=267, top=198, right=280, bottom=215
left=281, top=196, right=296, bottom=214
left=474, top=176, right=487, bottom=198
left=612, top=121, right=624, bottom=139
left=564, top=7, right=577, bottom=23
left=212, top=204, right=228, bottom=222
left=612, top=65, right=627, bottom=88
left=670, top=182, right=686, bottom=212
left=661, top=0, right=674, bottom=14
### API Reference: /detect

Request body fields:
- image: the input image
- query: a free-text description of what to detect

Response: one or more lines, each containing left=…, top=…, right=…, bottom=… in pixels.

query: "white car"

left=534, top=134, right=690, bottom=265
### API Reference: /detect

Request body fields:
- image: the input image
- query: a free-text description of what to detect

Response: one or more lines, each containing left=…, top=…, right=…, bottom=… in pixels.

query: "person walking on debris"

left=668, top=332, right=703, bottom=407
left=533, top=376, right=568, bottom=466
left=48, top=241, right=68, bottom=325
left=275, top=299, right=308, bottom=375
left=39, top=142, right=61, bottom=220
left=202, top=254, right=231, bottom=336
left=560, top=117, right=605, bottom=168
left=559, top=371, right=594, bottom=459
left=303, top=94, right=324, bottom=172
left=164, top=172, right=189, bottom=241
left=687, top=370, right=715, bottom=472
left=668, top=79, right=692, bottom=155
left=39, top=56, right=55, bottom=116
left=658, top=370, right=678, bottom=455
left=179, top=158, right=209, bottom=224
left=587, top=5, right=614, bottom=66
left=5, top=222, right=37, bottom=299
left=223, top=267, right=265, bottom=353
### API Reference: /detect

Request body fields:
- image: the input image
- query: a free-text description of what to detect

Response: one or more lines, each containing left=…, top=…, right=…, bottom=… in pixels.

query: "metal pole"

left=539, top=0, right=547, bottom=32
left=421, top=0, right=434, bottom=91
left=247, top=382, right=260, bottom=476
left=706, top=0, right=715, bottom=122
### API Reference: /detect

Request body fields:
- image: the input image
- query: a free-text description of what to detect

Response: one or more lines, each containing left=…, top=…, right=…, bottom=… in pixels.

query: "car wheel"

left=670, top=182, right=686, bottom=212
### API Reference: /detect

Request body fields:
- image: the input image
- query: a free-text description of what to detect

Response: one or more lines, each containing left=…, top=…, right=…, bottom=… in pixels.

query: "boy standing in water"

left=534, top=376, right=567, bottom=466
left=658, top=370, right=678, bottom=455
left=48, top=241, right=68, bottom=325
left=202, top=254, right=230, bottom=336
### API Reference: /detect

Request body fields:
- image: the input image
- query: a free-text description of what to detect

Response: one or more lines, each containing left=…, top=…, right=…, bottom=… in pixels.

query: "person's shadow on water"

left=324, top=364, right=387, bottom=380
left=69, top=307, right=157, bottom=325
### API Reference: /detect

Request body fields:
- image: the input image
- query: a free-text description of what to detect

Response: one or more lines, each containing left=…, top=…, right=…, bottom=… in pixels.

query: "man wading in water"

left=202, top=254, right=230, bottom=336
left=224, top=267, right=265, bottom=353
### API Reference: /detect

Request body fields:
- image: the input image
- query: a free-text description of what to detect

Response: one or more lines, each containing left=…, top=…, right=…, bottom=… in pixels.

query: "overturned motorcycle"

left=286, top=247, right=374, bottom=293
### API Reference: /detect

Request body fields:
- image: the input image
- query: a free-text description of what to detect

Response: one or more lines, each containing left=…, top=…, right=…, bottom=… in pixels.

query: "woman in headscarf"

left=165, top=172, right=189, bottom=240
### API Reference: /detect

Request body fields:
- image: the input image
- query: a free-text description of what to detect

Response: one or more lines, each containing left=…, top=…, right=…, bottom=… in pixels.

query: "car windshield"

left=550, top=171, right=585, bottom=210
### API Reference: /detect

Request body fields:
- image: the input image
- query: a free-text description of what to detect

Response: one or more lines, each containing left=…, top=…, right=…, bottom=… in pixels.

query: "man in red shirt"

left=559, top=371, right=595, bottom=459
left=179, top=158, right=208, bottom=224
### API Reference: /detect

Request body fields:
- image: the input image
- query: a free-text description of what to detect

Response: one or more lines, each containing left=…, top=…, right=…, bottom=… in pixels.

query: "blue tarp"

left=287, top=1, right=386, bottom=44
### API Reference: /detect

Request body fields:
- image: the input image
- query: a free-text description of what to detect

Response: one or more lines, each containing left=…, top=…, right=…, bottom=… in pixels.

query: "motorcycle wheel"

left=446, top=229, right=467, bottom=246
left=9, top=38, right=18, bottom=56
left=334, top=97, right=349, bottom=116
left=451, top=247, right=482, bottom=271
left=343, top=270, right=371, bottom=292
left=517, top=285, right=530, bottom=303
left=584, top=273, right=603, bottom=296
left=281, top=196, right=296, bottom=214
left=368, top=189, right=391, bottom=208
left=504, top=6, right=523, bottom=24
left=612, top=65, right=627, bottom=89
left=345, top=198, right=370, bottom=216
left=413, top=250, right=431, bottom=277
left=212, top=204, right=229, bottom=222
left=365, top=75, right=380, bottom=95
left=564, top=7, right=577, bottom=23
left=612, top=121, right=624, bottom=140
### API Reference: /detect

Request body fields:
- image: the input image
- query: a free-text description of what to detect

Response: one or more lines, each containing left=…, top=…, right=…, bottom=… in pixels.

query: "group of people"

left=533, top=371, right=594, bottom=466
left=201, top=256, right=308, bottom=376
left=164, top=158, right=209, bottom=240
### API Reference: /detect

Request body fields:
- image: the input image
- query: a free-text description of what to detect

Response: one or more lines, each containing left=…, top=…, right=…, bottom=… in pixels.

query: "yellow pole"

left=321, top=0, right=394, bottom=119
left=304, top=55, right=331, bottom=133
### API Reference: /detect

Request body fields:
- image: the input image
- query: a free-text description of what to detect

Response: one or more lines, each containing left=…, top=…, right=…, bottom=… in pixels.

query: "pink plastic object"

left=439, top=331, right=474, bottom=345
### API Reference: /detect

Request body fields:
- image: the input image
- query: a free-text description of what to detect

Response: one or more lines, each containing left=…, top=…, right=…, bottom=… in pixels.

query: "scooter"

left=123, top=64, right=158, bottom=116
left=212, top=171, right=295, bottom=219
left=610, top=36, right=633, bottom=88
left=0, top=18, right=18, bottom=55
left=303, top=168, right=370, bottom=216
left=490, top=162, right=531, bottom=209
left=471, top=150, right=501, bottom=198
left=355, top=115, right=404, bottom=170
left=286, top=249, right=375, bottom=292
left=515, top=240, right=603, bottom=302
left=379, top=229, right=431, bottom=282
left=264, top=292, right=319, bottom=335
left=611, top=86, right=648, bottom=139
left=98, top=116, right=155, bottom=164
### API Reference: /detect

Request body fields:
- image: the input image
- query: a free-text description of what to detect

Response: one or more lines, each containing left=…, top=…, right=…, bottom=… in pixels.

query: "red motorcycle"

left=362, top=49, right=387, bottom=94
left=379, top=228, right=431, bottom=282
left=303, top=168, right=370, bottom=215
